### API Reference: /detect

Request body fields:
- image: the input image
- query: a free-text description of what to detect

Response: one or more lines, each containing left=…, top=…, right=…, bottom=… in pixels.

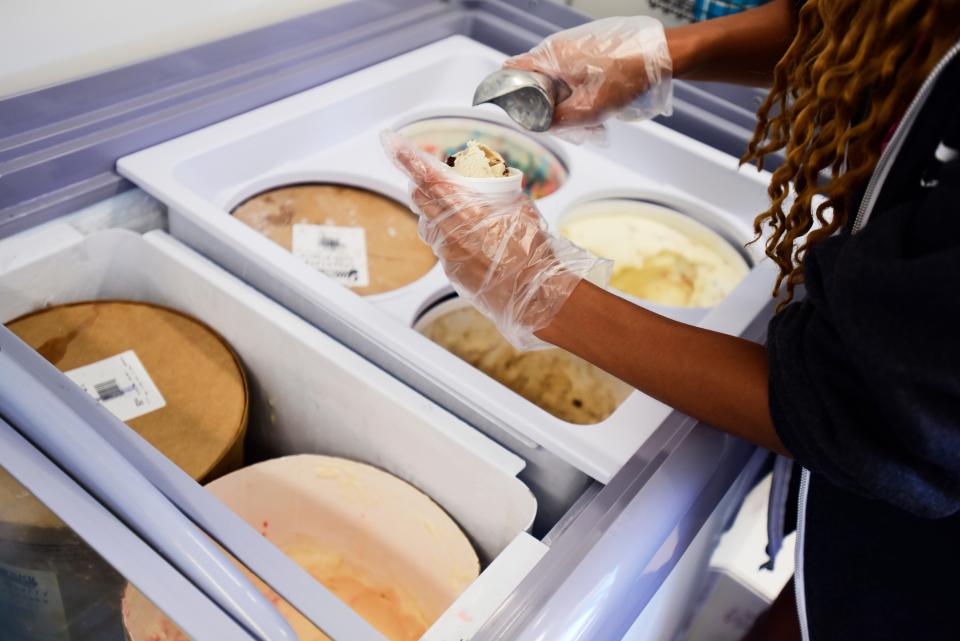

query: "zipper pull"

left=920, top=141, right=958, bottom=188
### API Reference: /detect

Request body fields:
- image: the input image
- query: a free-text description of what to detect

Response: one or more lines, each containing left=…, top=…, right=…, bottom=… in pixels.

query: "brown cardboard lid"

left=232, top=183, right=437, bottom=296
left=2, top=301, right=248, bottom=529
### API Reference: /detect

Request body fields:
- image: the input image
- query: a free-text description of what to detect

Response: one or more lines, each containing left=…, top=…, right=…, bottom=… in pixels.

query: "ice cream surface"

left=248, top=539, right=430, bottom=641
left=420, top=304, right=631, bottom=424
left=122, top=455, right=479, bottom=641
left=123, top=537, right=432, bottom=641
left=447, top=140, right=509, bottom=178
left=560, top=203, right=749, bottom=308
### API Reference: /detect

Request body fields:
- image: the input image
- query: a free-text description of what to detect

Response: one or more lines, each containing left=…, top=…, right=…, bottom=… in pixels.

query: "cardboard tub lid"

left=5, top=300, right=249, bottom=493
left=232, top=183, right=437, bottom=296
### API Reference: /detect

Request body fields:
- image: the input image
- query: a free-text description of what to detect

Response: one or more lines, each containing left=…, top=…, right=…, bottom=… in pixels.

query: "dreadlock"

left=742, top=0, right=960, bottom=307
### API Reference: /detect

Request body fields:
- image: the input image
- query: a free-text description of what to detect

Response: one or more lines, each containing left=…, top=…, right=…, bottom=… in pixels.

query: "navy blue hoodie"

left=766, top=40, right=960, bottom=640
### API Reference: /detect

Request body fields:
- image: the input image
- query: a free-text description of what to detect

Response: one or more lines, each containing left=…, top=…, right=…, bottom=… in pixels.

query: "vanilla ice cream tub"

left=559, top=200, right=749, bottom=308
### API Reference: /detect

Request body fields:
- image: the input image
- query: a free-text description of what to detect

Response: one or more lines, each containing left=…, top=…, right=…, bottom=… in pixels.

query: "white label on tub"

left=65, top=350, right=166, bottom=422
left=292, top=224, right=370, bottom=287
left=0, top=561, right=69, bottom=641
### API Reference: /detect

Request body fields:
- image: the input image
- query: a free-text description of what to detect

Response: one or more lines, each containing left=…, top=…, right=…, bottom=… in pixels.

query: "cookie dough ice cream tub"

left=415, top=298, right=632, bottom=425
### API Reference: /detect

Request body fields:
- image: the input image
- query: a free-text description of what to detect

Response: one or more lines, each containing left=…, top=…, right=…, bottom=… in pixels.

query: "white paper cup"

left=451, top=166, right=523, bottom=195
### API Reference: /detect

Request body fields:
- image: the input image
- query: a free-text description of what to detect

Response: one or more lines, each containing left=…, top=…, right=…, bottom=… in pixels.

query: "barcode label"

left=292, top=224, right=370, bottom=287
left=94, top=379, right=124, bottom=401
left=65, top=350, right=166, bottom=422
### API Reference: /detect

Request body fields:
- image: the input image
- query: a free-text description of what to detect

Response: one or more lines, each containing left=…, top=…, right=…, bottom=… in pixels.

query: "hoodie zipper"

left=794, top=468, right=811, bottom=641
left=852, top=40, right=960, bottom=234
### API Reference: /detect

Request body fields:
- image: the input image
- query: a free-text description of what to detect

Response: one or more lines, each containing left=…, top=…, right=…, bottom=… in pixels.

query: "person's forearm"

left=666, top=0, right=797, bottom=86
left=536, top=281, right=789, bottom=456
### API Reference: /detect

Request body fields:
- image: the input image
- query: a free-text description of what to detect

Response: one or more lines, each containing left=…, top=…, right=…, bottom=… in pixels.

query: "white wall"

left=0, top=0, right=693, bottom=100
left=568, top=0, right=689, bottom=26
left=0, top=0, right=348, bottom=98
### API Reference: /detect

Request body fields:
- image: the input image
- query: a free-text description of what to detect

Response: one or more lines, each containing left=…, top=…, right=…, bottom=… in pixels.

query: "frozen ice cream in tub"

left=446, top=139, right=523, bottom=194
left=121, top=454, right=480, bottom=641
left=559, top=200, right=750, bottom=310
left=415, top=297, right=632, bottom=425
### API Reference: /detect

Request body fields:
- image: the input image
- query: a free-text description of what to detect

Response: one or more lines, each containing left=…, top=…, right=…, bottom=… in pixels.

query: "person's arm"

left=500, top=1, right=797, bottom=136
left=537, top=281, right=789, bottom=456
left=667, top=0, right=798, bottom=85
left=382, top=133, right=788, bottom=454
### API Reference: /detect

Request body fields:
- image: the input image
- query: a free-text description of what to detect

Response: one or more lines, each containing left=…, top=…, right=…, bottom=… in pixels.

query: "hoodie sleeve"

left=767, top=158, right=960, bottom=518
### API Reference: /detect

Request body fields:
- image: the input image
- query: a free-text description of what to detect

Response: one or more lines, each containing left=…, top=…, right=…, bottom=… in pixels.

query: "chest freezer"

left=0, top=204, right=765, bottom=641
left=0, top=1, right=778, bottom=640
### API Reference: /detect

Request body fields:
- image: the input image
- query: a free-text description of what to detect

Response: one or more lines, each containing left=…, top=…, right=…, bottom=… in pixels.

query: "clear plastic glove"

left=381, top=131, right=611, bottom=350
left=504, top=16, right=673, bottom=144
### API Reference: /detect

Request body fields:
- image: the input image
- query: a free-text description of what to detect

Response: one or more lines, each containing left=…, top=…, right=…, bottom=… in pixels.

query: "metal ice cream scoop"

left=472, top=69, right=571, bottom=132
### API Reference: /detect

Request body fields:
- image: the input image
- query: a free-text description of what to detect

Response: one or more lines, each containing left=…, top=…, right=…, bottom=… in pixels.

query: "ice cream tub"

left=1, top=300, right=249, bottom=640
left=5, top=301, right=249, bottom=483
left=121, top=454, right=481, bottom=641
left=414, top=297, right=632, bottom=426
left=558, top=198, right=751, bottom=311
left=230, top=181, right=438, bottom=297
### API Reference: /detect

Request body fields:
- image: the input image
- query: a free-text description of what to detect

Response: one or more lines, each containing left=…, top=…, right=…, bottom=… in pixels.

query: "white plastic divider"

left=117, top=35, right=778, bottom=488
left=423, top=532, right=548, bottom=641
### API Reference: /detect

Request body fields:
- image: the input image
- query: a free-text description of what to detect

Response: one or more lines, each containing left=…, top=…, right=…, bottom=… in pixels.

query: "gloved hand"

left=381, top=131, right=611, bottom=350
left=504, top=16, right=673, bottom=144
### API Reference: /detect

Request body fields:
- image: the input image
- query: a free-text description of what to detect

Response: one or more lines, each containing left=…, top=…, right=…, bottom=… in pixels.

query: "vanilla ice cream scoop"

left=447, top=140, right=509, bottom=178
